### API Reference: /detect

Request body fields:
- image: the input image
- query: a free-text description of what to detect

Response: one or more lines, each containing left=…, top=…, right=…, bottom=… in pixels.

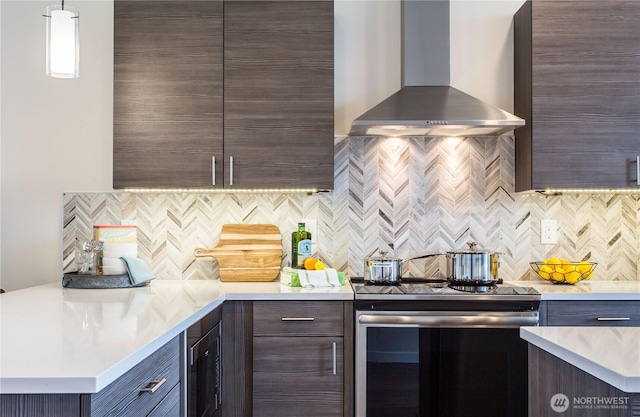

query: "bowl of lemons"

left=530, top=258, right=597, bottom=284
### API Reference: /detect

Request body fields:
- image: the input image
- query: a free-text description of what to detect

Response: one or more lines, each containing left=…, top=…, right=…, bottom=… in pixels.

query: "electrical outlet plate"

left=301, top=219, right=317, bottom=244
left=540, top=220, right=557, bottom=244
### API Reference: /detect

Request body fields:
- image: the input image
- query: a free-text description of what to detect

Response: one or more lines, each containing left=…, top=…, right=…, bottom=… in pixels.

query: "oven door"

left=188, top=322, right=222, bottom=417
left=355, top=311, right=538, bottom=417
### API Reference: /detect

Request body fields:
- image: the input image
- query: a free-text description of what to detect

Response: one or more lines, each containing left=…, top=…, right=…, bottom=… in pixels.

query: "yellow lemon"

left=576, top=261, right=592, bottom=274
left=564, top=271, right=582, bottom=284
left=551, top=271, right=565, bottom=282
left=562, top=262, right=576, bottom=273
left=314, top=261, right=325, bottom=271
left=544, top=257, right=561, bottom=266
left=538, top=265, right=554, bottom=280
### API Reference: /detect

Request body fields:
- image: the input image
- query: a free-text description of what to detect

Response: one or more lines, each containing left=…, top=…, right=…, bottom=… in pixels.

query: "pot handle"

left=404, top=253, right=443, bottom=262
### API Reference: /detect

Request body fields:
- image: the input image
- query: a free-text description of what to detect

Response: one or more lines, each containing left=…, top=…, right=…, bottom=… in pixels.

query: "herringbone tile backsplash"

left=63, top=136, right=640, bottom=281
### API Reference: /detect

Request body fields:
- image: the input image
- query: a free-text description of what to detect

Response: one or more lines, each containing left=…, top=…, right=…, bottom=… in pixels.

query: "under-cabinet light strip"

left=123, top=188, right=321, bottom=194
left=538, top=189, right=640, bottom=195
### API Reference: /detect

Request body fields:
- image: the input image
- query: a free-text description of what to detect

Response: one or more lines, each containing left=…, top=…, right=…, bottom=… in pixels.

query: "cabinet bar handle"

left=212, top=156, right=216, bottom=185
left=140, top=378, right=166, bottom=394
left=229, top=156, right=234, bottom=186
left=596, top=317, right=631, bottom=321
left=332, top=342, right=337, bottom=375
left=281, top=317, right=315, bottom=321
left=636, top=156, right=639, bottom=186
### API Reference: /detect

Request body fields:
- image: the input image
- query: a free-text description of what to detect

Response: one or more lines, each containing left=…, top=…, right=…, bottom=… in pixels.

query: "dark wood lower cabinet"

left=0, top=335, right=181, bottom=417
left=148, top=383, right=181, bottom=417
left=253, top=337, right=344, bottom=417
left=221, top=300, right=353, bottom=417
left=0, top=394, right=83, bottom=417
left=529, top=345, right=640, bottom=417
left=540, top=301, right=640, bottom=326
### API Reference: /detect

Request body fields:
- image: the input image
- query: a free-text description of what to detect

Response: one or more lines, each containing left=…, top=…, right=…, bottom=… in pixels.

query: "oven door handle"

left=358, top=313, right=538, bottom=328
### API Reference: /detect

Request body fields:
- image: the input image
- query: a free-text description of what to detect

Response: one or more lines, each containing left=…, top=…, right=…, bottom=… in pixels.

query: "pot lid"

left=367, top=250, right=401, bottom=262
left=447, top=241, right=493, bottom=254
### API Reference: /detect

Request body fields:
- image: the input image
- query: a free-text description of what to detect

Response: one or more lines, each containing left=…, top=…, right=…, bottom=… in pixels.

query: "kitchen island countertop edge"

left=0, top=279, right=353, bottom=394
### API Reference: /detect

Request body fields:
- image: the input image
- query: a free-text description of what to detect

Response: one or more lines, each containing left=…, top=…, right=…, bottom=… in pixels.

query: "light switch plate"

left=301, top=219, right=317, bottom=244
left=540, top=220, right=557, bottom=244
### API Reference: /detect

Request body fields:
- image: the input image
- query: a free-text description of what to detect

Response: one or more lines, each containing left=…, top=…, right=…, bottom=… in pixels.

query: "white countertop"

left=510, top=280, right=640, bottom=300
left=2, top=277, right=638, bottom=395
left=0, top=279, right=353, bottom=394
left=521, top=326, right=640, bottom=393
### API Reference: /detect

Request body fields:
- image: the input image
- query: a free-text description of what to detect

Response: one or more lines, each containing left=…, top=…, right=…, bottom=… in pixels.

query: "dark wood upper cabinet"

left=223, top=1, right=334, bottom=190
left=113, top=0, right=334, bottom=190
left=113, top=1, right=223, bottom=189
left=514, top=1, right=640, bottom=191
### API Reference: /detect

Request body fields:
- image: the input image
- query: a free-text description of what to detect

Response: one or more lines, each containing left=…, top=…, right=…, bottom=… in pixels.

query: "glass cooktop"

left=350, top=277, right=540, bottom=300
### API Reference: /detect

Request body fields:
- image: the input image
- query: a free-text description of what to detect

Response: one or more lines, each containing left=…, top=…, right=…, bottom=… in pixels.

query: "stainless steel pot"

left=364, top=251, right=439, bottom=284
left=364, top=242, right=500, bottom=284
left=446, top=242, right=500, bottom=283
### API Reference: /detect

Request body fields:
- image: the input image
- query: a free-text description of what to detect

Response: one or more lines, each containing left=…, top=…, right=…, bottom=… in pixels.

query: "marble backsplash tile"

left=63, top=136, right=640, bottom=281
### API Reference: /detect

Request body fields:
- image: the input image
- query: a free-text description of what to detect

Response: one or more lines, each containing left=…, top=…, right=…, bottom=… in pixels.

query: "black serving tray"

left=62, top=271, right=149, bottom=289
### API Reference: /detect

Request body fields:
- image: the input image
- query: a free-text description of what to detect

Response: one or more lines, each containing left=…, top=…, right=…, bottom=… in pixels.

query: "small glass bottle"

left=291, top=222, right=312, bottom=268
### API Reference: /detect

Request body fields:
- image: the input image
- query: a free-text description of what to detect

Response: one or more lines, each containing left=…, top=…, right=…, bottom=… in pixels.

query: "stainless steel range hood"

left=349, top=1, right=524, bottom=137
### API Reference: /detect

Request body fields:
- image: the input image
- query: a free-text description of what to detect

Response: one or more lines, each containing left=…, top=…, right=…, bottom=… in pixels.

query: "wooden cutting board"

left=194, top=224, right=282, bottom=282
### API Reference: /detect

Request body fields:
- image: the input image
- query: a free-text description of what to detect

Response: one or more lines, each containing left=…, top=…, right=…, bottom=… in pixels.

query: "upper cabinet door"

left=223, top=1, right=335, bottom=190
left=514, top=1, right=640, bottom=191
left=113, top=1, right=223, bottom=189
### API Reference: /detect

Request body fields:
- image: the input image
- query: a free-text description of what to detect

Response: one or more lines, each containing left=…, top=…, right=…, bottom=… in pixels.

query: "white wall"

left=450, top=0, right=526, bottom=112
left=0, top=1, right=3, bottom=286
left=1, top=1, right=113, bottom=291
left=334, top=1, right=401, bottom=135
left=1, top=0, right=522, bottom=291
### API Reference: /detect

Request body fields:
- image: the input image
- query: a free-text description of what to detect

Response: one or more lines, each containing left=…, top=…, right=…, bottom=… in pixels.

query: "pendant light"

left=44, top=0, right=79, bottom=78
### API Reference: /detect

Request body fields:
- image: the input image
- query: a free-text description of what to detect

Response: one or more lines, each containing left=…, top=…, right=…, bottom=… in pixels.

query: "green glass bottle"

left=291, top=222, right=312, bottom=268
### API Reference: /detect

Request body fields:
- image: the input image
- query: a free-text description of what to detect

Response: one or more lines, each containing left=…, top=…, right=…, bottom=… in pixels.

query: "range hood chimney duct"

left=349, top=0, right=524, bottom=137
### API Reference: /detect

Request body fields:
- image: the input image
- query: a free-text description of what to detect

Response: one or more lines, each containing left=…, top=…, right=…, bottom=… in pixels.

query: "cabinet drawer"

left=544, top=301, right=640, bottom=326
left=253, top=301, right=344, bottom=336
left=91, top=335, right=181, bottom=417
left=147, top=382, right=181, bottom=417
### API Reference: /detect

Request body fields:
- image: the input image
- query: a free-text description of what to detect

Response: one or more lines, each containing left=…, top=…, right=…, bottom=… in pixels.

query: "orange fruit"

left=304, top=257, right=318, bottom=270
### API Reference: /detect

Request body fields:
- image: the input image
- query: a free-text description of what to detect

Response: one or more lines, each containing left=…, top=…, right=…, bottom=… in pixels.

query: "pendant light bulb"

left=45, top=2, right=79, bottom=78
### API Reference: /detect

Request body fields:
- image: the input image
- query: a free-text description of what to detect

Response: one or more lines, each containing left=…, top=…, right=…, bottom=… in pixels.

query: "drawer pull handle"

left=212, top=156, right=216, bottom=185
left=332, top=342, right=337, bottom=375
left=596, top=317, right=631, bottom=321
left=281, top=317, right=315, bottom=321
left=140, top=378, right=167, bottom=394
left=637, top=156, right=640, bottom=186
